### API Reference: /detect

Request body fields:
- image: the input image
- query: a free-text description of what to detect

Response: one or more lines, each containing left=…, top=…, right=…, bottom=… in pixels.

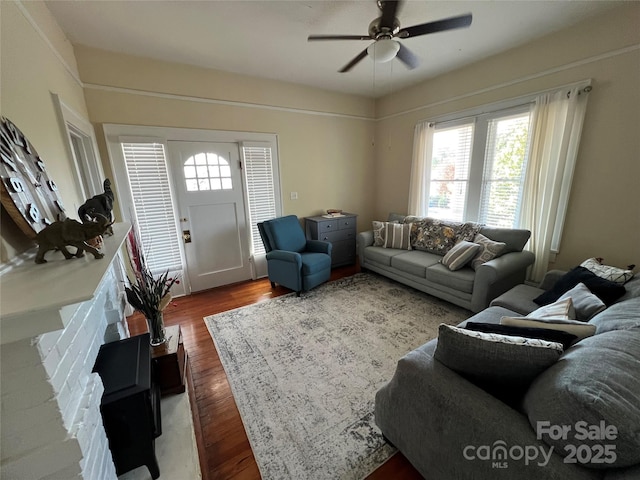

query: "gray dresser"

left=305, top=213, right=357, bottom=267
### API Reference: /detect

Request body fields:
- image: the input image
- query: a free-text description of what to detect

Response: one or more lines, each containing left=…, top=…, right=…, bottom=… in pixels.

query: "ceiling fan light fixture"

left=367, top=38, right=400, bottom=63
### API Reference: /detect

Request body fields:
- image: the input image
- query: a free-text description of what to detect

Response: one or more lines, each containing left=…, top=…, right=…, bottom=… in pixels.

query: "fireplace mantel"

left=0, top=222, right=131, bottom=479
left=0, top=222, right=130, bottom=344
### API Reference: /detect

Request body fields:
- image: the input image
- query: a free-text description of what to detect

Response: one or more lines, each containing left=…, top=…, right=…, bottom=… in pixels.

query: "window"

left=425, top=105, right=532, bottom=228
left=429, top=123, right=473, bottom=222
left=479, top=113, right=530, bottom=227
left=121, top=142, right=182, bottom=275
left=183, top=152, right=232, bottom=191
left=242, top=143, right=277, bottom=256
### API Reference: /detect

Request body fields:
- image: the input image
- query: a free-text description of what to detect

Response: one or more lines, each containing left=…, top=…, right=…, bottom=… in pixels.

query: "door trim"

left=103, top=124, right=282, bottom=294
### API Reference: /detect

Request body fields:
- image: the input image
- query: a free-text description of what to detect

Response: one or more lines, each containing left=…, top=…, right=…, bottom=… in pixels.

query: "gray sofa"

left=357, top=214, right=535, bottom=312
left=375, top=271, right=640, bottom=480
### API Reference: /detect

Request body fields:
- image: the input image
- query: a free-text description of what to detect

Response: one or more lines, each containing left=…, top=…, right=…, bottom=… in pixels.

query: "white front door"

left=168, top=141, right=251, bottom=292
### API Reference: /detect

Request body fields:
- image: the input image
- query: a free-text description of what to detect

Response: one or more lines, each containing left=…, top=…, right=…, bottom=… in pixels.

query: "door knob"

left=183, top=230, right=192, bottom=243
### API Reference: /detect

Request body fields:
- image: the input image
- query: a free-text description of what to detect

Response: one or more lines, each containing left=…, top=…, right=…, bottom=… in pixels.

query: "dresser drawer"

left=317, top=229, right=355, bottom=243
left=337, top=217, right=356, bottom=230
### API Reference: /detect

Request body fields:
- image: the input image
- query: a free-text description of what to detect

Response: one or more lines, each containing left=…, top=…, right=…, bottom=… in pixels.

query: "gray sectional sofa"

left=375, top=271, right=640, bottom=480
left=357, top=214, right=535, bottom=312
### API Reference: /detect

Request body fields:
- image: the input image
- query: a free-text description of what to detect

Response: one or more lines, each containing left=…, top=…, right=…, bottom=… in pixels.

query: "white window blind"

left=121, top=142, right=182, bottom=274
left=242, top=144, right=277, bottom=256
left=429, top=123, right=474, bottom=222
left=479, top=112, right=531, bottom=227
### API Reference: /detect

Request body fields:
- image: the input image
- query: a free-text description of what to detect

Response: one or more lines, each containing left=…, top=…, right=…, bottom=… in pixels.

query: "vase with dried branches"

left=124, top=226, right=179, bottom=346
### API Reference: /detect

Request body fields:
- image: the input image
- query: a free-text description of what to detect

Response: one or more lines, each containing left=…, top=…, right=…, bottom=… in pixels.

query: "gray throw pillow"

left=558, top=282, right=606, bottom=321
left=470, top=233, right=506, bottom=270
left=523, top=329, right=640, bottom=469
left=434, top=324, right=562, bottom=403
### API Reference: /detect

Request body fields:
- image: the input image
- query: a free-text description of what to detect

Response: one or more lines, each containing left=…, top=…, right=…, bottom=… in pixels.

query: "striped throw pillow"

left=383, top=222, right=412, bottom=250
left=442, top=241, right=480, bottom=271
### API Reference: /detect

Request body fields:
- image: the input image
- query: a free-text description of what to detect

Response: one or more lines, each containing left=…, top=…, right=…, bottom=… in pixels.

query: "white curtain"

left=408, top=121, right=435, bottom=216
left=521, top=86, right=590, bottom=283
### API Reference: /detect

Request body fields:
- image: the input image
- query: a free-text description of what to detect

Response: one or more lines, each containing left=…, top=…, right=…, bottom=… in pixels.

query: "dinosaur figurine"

left=35, top=214, right=113, bottom=264
left=78, top=178, right=115, bottom=235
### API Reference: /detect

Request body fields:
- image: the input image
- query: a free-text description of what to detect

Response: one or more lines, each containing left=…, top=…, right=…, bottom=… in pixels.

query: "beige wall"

left=2, top=1, right=638, bottom=275
left=0, top=1, right=90, bottom=262
left=75, top=46, right=377, bottom=229
left=373, top=3, right=640, bottom=272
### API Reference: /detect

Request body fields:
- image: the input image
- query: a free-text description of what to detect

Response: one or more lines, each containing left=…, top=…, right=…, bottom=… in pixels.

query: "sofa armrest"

left=306, top=239, right=332, bottom=255
left=357, top=231, right=374, bottom=265
left=471, top=251, right=535, bottom=312
left=375, top=345, right=601, bottom=480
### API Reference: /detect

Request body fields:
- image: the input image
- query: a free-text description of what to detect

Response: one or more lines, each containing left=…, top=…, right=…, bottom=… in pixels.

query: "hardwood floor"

left=128, top=265, right=423, bottom=480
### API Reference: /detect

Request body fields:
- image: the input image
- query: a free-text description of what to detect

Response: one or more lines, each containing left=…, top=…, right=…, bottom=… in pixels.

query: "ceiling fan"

left=308, top=0, right=472, bottom=73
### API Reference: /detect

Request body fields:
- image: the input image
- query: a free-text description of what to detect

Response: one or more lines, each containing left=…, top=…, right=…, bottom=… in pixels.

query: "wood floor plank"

left=128, top=265, right=422, bottom=479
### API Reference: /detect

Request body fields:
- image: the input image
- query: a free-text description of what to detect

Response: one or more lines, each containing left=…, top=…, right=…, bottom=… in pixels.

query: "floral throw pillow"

left=411, top=218, right=461, bottom=255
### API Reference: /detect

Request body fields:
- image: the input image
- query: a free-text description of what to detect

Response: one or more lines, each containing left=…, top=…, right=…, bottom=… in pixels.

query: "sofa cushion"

left=441, top=241, right=480, bottom=271
left=434, top=324, right=563, bottom=404
left=363, top=246, right=406, bottom=267
left=581, top=257, right=635, bottom=285
left=589, top=297, right=640, bottom=334
left=425, top=263, right=475, bottom=294
left=465, top=321, right=577, bottom=349
left=479, top=226, right=531, bottom=253
left=534, top=266, right=627, bottom=307
left=523, top=329, right=640, bottom=469
left=390, top=251, right=441, bottom=278
left=470, top=233, right=507, bottom=270
left=558, top=282, right=606, bottom=321
left=383, top=222, right=412, bottom=250
left=501, top=316, right=596, bottom=342
left=490, top=284, right=545, bottom=316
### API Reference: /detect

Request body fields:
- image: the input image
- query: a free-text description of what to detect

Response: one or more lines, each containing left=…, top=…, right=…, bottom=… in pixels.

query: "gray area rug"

left=204, top=272, right=468, bottom=479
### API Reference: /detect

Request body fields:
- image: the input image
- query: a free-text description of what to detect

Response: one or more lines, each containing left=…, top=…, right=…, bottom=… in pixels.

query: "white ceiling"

left=45, top=0, right=622, bottom=98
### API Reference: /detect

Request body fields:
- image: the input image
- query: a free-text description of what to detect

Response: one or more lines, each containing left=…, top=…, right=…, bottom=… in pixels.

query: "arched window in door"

left=184, top=152, right=232, bottom=191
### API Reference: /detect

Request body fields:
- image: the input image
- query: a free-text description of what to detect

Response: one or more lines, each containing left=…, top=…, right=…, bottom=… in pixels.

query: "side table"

left=152, top=325, right=188, bottom=396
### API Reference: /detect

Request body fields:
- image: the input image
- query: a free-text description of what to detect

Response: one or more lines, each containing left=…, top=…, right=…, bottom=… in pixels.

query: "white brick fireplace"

left=1, top=224, right=131, bottom=479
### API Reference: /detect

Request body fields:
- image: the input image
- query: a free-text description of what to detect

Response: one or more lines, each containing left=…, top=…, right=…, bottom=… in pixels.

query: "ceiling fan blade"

left=379, top=0, right=401, bottom=30
left=396, top=43, right=419, bottom=70
left=339, top=48, right=369, bottom=73
left=398, top=13, right=472, bottom=38
left=308, top=34, right=371, bottom=41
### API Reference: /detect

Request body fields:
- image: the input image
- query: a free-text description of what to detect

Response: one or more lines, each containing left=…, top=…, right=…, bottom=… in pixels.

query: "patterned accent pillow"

left=434, top=324, right=563, bottom=405
left=411, top=218, right=461, bottom=255
left=470, top=233, right=506, bottom=270
left=441, top=241, right=480, bottom=271
left=458, top=222, right=483, bottom=242
left=580, top=257, right=635, bottom=284
left=371, top=221, right=386, bottom=246
left=383, top=223, right=412, bottom=250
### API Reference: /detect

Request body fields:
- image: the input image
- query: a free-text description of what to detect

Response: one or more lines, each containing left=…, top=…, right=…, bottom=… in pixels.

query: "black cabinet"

left=93, top=333, right=161, bottom=479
